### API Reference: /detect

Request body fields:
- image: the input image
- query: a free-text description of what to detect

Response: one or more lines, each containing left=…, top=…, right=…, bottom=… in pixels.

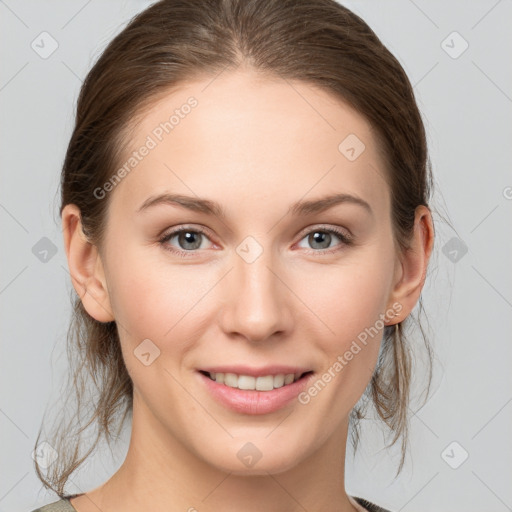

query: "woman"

left=32, top=0, right=435, bottom=510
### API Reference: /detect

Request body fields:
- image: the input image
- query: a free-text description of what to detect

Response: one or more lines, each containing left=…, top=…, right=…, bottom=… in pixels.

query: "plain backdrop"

left=1, top=1, right=511, bottom=511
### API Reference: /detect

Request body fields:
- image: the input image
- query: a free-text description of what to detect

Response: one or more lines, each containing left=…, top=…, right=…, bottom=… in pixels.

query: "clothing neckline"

left=63, top=492, right=375, bottom=512
left=62, top=493, right=82, bottom=511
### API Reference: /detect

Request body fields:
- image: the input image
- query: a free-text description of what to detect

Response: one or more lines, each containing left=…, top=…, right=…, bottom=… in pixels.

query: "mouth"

left=198, top=370, right=314, bottom=391
left=197, top=368, right=315, bottom=415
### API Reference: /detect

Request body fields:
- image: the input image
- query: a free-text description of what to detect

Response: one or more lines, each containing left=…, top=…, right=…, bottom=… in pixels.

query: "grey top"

left=30, top=497, right=75, bottom=512
left=30, top=494, right=392, bottom=512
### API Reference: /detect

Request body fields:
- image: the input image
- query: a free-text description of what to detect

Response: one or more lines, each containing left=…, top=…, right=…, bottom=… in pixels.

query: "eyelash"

left=158, top=225, right=354, bottom=258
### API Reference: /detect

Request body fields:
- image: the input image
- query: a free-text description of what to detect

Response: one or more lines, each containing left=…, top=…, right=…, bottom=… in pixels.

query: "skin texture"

left=62, top=68, right=434, bottom=512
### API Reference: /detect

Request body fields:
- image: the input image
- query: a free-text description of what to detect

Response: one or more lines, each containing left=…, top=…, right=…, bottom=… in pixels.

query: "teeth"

left=238, top=375, right=256, bottom=390
left=273, top=374, right=285, bottom=388
left=208, top=372, right=303, bottom=391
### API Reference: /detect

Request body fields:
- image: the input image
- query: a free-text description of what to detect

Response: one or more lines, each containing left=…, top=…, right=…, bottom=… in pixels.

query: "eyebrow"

left=137, top=192, right=373, bottom=218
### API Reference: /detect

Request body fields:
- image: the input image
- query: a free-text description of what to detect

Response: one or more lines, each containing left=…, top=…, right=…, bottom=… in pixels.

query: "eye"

left=296, top=226, right=353, bottom=254
left=159, top=226, right=214, bottom=257
left=158, top=224, right=353, bottom=258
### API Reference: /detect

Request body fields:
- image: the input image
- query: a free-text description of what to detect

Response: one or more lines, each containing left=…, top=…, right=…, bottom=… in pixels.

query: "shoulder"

left=352, top=495, right=394, bottom=512
left=30, top=498, right=76, bottom=512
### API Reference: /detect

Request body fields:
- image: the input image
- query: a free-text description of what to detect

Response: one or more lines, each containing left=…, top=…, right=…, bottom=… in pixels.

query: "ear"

left=386, top=205, right=434, bottom=324
left=61, top=204, right=114, bottom=323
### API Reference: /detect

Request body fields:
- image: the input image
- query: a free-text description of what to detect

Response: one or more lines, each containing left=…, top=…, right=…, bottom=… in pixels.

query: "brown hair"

left=35, top=0, right=435, bottom=495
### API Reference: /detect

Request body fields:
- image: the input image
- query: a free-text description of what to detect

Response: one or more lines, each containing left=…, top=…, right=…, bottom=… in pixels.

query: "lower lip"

left=198, top=372, right=314, bottom=415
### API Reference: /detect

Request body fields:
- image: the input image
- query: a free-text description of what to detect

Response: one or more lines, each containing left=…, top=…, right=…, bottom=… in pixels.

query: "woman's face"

left=93, top=69, right=406, bottom=474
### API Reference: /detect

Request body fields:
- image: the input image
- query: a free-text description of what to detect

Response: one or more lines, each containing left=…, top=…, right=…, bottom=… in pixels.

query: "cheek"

left=106, top=251, right=213, bottom=349
left=294, top=252, right=393, bottom=396
left=298, top=257, right=392, bottom=339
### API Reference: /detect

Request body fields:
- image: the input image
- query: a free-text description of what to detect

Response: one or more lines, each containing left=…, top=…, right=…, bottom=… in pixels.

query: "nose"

left=218, top=247, right=294, bottom=343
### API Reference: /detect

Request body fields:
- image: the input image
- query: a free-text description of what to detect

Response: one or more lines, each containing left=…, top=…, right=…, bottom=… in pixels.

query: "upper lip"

left=199, top=365, right=312, bottom=377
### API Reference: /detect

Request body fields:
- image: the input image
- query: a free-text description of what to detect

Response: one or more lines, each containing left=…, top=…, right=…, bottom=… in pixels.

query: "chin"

left=200, top=441, right=306, bottom=476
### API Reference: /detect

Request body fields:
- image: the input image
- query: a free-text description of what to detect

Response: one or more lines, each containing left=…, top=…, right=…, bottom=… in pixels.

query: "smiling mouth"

left=199, top=370, right=313, bottom=391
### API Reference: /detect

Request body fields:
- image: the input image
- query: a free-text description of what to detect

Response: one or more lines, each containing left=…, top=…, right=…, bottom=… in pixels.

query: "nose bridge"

left=220, top=237, right=290, bottom=342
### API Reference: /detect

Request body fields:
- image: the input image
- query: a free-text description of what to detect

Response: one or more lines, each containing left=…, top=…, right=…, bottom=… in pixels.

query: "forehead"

left=111, top=70, right=390, bottom=217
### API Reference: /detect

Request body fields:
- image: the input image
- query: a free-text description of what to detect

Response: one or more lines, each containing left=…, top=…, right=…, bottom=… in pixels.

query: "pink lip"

left=197, top=370, right=314, bottom=415
left=199, top=365, right=311, bottom=378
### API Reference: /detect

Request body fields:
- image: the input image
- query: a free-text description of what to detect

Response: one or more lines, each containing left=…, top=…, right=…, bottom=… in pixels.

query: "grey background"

left=1, top=1, right=511, bottom=511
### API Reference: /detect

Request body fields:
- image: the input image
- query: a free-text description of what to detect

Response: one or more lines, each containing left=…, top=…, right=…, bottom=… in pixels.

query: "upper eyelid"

left=296, top=223, right=351, bottom=238
left=160, top=224, right=213, bottom=241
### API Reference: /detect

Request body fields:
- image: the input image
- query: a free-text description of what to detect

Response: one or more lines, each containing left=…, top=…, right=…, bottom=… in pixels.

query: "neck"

left=81, top=394, right=359, bottom=512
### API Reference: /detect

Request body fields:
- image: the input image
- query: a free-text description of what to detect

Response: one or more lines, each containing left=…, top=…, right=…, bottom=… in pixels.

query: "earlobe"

left=387, top=205, right=434, bottom=324
left=62, top=204, right=114, bottom=323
